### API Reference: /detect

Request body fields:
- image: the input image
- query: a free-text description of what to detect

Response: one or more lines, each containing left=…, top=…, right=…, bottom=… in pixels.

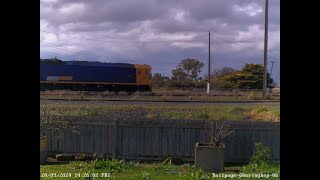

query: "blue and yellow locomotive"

left=40, top=59, right=152, bottom=92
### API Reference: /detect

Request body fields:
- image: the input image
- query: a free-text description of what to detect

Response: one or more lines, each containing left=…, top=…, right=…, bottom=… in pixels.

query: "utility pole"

left=207, top=31, right=211, bottom=94
left=263, top=0, right=269, bottom=97
left=269, top=61, right=275, bottom=88
left=270, top=61, right=275, bottom=78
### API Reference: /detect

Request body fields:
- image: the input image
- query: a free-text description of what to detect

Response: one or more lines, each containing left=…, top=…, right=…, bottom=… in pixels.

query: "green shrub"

left=241, top=143, right=274, bottom=173
left=190, top=169, right=210, bottom=180
left=198, top=110, right=210, bottom=119
left=250, top=143, right=271, bottom=165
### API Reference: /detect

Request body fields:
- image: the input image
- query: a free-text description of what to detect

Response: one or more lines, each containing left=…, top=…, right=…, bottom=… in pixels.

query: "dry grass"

left=244, top=107, right=280, bottom=122
left=40, top=103, right=280, bottom=122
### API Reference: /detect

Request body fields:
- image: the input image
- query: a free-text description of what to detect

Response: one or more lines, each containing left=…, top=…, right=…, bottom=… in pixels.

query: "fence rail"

left=44, top=117, right=280, bottom=163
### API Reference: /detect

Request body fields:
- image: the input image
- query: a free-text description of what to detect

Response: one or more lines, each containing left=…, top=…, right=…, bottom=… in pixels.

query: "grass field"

left=40, top=103, right=280, bottom=121
left=40, top=159, right=280, bottom=180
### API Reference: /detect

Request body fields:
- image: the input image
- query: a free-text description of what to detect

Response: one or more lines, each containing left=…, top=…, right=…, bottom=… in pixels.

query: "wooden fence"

left=43, top=117, right=280, bottom=163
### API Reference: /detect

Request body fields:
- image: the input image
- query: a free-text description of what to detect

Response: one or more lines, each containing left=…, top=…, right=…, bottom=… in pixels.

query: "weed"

left=250, top=143, right=272, bottom=165
left=198, top=110, right=210, bottom=120
left=190, top=169, right=210, bottom=179
left=72, top=159, right=125, bottom=173
left=227, top=107, right=247, bottom=114
left=141, top=172, right=150, bottom=180
left=153, top=160, right=180, bottom=175
left=241, top=143, right=279, bottom=175
left=263, top=95, right=273, bottom=100
left=255, top=107, right=268, bottom=113
left=245, top=107, right=279, bottom=121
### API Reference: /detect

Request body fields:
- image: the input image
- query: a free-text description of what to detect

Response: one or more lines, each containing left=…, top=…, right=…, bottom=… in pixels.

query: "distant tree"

left=171, top=58, right=204, bottom=81
left=41, top=57, right=64, bottom=65
left=201, top=67, right=237, bottom=90
left=171, top=67, right=188, bottom=81
left=153, top=73, right=162, bottom=81
left=219, top=64, right=275, bottom=89
left=169, top=58, right=204, bottom=89
left=212, top=67, right=237, bottom=78
left=51, top=57, right=60, bottom=61
left=152, top=73, right=164, bottom=87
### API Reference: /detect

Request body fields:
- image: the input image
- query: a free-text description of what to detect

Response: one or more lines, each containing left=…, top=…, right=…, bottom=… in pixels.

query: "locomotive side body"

left=40, top=60, right=152, bottom=92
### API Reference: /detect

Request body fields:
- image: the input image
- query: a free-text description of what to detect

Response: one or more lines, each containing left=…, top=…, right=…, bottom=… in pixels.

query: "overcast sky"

left=40, top=0, right=280, bottom=86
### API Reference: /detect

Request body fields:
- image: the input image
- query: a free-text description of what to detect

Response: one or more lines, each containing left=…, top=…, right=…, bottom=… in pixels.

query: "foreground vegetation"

left=41, top=161, right=279, bottom=180
left=40, top=103, right=280, bottom=122
left=41, top=143, right=280, bottom=179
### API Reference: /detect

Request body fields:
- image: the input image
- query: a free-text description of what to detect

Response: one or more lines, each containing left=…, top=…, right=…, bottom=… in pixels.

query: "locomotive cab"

left=134, top=64, right=152, bottom=91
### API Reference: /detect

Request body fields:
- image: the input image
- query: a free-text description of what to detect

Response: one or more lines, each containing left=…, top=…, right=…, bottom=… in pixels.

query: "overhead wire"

left=41, top=30, right=279, bottom=67
left=40, top=30, right=205, bottom=43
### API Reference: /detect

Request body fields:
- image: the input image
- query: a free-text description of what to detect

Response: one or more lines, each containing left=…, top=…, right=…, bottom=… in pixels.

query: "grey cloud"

left=40, top=0, right=280, bottom=84
left=41, top=0, right=170, bottom=26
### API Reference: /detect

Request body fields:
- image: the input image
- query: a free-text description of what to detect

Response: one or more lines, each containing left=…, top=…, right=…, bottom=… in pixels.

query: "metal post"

left=207, top=31, right=211, bottom=94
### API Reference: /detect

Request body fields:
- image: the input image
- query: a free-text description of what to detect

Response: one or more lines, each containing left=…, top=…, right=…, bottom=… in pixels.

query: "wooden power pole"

left=263, top=0, right=269, bottom=96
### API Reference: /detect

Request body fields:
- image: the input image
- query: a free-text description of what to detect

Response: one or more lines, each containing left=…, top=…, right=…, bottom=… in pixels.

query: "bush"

left=241, top=143, right=274, bottom=173
left=212, top=79, right=235, bottom=89
left=195, top=80, right=207, bottom=88
left=250, top=143, right=271, bottom=165
left=198, top=110, right=209, bottom=120
left=168, top=79, right=195, bottom=89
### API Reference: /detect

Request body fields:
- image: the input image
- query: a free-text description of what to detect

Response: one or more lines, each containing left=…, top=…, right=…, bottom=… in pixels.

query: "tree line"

left=153, top=58, right=275, bottom=90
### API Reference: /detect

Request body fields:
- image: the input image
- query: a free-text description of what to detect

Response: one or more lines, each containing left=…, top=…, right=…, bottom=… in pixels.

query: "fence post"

left=113, top=120, right=118, bottom=158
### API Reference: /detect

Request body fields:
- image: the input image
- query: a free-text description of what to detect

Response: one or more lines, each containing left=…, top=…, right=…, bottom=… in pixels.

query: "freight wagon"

left=40, top=59, right=152, bottom=92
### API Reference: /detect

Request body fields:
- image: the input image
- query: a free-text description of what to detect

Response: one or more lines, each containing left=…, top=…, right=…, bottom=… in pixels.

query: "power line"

left=41, top=29, right=277, bottom=51
left=40, top=30, right=204, bottom=43
left=40, top=50, right=134, bottom=63
left=41, top=41, right=101, bottom=58
left=40, top=41, right=138, bottom=62
left=211, top=34, right=258, bottom=50
left=41, top=29, right=278, bottom=54
left=40, top=50, right=188, bottom=65
left=41, top=41, right=210, bottom=64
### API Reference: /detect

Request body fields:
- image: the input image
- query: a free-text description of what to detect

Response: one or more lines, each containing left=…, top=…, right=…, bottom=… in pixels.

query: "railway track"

left=40, top=98, right=279, bottom=104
